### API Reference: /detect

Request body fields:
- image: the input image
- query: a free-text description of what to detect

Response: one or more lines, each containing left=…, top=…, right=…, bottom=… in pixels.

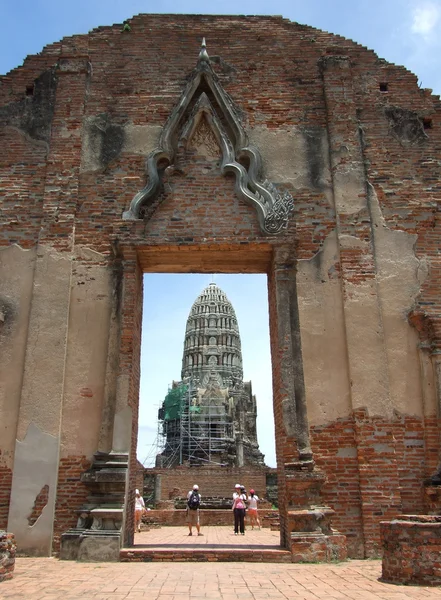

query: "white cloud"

left=411, top=2, right=440, bottom=40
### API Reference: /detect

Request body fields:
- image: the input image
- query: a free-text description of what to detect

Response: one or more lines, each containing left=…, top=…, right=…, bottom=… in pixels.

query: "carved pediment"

left=123, top=39, right=294, bottom=235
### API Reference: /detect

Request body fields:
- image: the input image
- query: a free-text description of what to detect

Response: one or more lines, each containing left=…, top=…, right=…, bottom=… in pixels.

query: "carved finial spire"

left=199, top=37, right=209, bottom=62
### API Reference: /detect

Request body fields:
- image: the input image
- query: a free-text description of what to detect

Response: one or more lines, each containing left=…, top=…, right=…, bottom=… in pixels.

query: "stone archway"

left=101, top=242, right=344, bottom=561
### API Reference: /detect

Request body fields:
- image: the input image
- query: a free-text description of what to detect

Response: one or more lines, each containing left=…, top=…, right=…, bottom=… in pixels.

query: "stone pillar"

left=154, top=474, right=162, bottom=505
left=320, top=53, right=402, bottom=556
left=0, top=246, right=36, bottom=529
left=7, top=53, right=89, bottom=556
left=269, top=248, right=346, bottom=561
left=431, top=351, right=441, bottom=421
left=424, top=350, right=441, bottom=500
left=271, top=247, right=312, bottom=465
left=235, top=433, right=244, bottom=467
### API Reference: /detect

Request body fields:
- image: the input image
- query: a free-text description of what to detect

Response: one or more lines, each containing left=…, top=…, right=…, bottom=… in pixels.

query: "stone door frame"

left=109, top=241, right=311, bottom=549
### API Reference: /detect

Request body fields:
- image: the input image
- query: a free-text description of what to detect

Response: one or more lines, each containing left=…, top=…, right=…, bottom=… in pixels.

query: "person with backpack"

left=232, top=484, right=247, bottom=535
left=186, top=484, right=203, bottom=536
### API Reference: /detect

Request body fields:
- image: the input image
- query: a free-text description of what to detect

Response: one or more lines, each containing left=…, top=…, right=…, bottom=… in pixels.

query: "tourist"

left=247, top=489, right=261, bottom=530
left=232, top=483, right=240, bottom=533
left=233, top=483, right=241, bottom=499
left=232, top=484, right=247, bottom=535
left=187, top=484, right=203, bottom=536
left=134, top=488, right=145, bottom=533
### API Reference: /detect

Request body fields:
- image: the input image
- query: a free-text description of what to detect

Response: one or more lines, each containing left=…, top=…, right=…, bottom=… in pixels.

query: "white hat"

left=193, top=484, right=199, bottom=490
left=135, top=489, right=140, bottom=494
left=235, top=483, right=241, bottom=488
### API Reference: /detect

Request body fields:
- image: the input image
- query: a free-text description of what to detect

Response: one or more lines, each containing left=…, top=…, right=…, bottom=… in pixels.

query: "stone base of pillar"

left=381, top=515, right=441, bottom=585
left=0, top=531, right=16, bottom=582
left=60, top=529, right=121, bottom=562
left=283, top=465, right=347, bottom=563
left=288, top=510, right=347, bottom=562
left=60, top=451, right=128, bottom=561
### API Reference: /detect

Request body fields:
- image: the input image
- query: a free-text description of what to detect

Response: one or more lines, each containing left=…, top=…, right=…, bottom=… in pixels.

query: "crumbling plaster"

left=369, top=183, right=432, bottom=417
left=80, top=119, right=162, bottom=172
left=0, top=245, right=35, bottom=469
left=15, top=245, right=72, bottom=440
left=299, top=182, right=431, bottom=427
left=7, top=422, right=58, bottom=556
left=249, top=125, right=330, bottom=190
left=59, top=247, right=114, bottom=457
left=297, top=231, right=352, bottom=426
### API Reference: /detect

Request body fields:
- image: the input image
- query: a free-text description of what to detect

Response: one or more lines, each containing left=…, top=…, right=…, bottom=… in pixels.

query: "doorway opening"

left=138, top=273, right=276, bottom=471
left=133, top=272, right=280, bottom=553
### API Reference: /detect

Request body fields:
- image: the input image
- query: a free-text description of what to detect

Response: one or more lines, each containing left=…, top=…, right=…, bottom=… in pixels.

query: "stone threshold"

left=120, top=547, right=292, bottom=562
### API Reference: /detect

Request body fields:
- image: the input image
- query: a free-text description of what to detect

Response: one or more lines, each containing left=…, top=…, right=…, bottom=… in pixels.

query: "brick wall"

left=142, top=509, right=277, bottom=527
left=381, top=516, right=441, bottom=585
left=311, top=413, right=435, bottom=558
left=52, top=456, right=91, bottom=553
left=1, top=14, right=440, bottom=558
left=147, top=467, right=269, bottom=502
left=0, top=467, right=12, bottom=530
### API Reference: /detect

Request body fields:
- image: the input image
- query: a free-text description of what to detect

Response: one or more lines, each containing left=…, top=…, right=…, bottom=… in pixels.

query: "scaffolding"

left=157, top=382, right=234, bottom=467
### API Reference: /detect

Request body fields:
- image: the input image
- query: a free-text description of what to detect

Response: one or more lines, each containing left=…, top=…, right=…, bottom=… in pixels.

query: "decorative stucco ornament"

left=123, top=39, right=294, bottom=235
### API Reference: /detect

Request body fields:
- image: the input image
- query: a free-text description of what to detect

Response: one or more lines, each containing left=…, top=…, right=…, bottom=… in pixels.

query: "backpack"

left=187, top=490, right=200, bottom=510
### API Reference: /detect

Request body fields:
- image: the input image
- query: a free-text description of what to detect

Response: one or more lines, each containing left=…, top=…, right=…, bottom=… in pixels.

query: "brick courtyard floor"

left=122, top=525, right=290, bottom=562
left=2, top=527, right=441, bottom=599
left=133, top=523, right=284, bottom=549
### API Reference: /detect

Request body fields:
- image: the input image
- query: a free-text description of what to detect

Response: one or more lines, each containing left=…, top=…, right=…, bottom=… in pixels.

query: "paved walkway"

left=3, top=557, right=441, bottom=600
left=123, top=525, right=289, bottom=562
left=132, top=524, right=282, bottom=549
left=3, top=527, right=441, bottom=599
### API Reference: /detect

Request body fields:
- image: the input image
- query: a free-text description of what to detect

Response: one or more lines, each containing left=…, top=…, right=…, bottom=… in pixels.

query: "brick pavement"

left=124, top=525, right=290, bottom=562
left=2, top=556, right=441, bottom=599
left=133, top=524, right=282, bottom=547
left=2, top=527, right=441, bottom=599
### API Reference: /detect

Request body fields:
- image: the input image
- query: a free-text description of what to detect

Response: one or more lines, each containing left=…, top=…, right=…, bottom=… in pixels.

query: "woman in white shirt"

left=247, top=489, right=261, bottom=530
left=134, top=488, right=145, bottom=533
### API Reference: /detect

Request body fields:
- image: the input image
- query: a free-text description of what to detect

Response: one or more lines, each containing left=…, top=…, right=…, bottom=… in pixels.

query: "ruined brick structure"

left=1, top=14, right=441, bottom=561
left=156, top=282, right=265, bottom=468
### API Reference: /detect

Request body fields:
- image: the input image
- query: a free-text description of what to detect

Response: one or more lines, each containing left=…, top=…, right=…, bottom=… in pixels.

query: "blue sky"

left=2, top=0, right=441, bottom=95
left=3, top=1, right=440, bottom=468
left=141, top=274, right=273, bottom=466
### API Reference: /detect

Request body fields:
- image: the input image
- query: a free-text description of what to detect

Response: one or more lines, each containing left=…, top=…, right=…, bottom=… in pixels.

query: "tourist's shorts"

left=187, top=509, right=200, bottom=525
left=248, top=508, right=257, bottom=516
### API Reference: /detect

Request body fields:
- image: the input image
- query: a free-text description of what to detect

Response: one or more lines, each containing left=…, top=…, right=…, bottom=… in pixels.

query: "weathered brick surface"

left=27, top=485, right=49, bottom=527
left=146, top=467, right=268, bottom=502
left=381, top=516, right=441, bottom=585
left=1, top=14, right=441, bottom=560
left=0, top=532, right=16, bottom=582
left=0, top=468, right=12, bottom=531
left=52, top=456, right=91, bottom=553
left=311, top=413, right=436, bottom=558
left=141, top=509, right=276, bottom=527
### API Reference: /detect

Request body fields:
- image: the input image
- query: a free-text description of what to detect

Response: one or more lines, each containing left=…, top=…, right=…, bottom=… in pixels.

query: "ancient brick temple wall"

left=147, top=467, right=268, bottom=503
left=0, top=468, right=12, bottom=531
left=52, top=457, right=92, bottom=553
left=381, top=516, right=441, bottom=585
left=1, top=14, right=440, bottom=558
left=141, top=509, right=277, bottom=527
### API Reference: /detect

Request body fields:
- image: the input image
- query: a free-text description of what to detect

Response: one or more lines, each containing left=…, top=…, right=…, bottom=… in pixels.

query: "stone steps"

left=120, top=547, right=292, bottom=563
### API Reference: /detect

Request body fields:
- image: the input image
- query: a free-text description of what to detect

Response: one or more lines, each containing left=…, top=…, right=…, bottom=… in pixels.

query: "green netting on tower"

left=163, top=385, right=188, bottom=421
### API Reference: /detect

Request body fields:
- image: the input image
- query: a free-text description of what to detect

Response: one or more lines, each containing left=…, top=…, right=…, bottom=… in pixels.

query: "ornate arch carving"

left=123, top=40, right=294, bottom=235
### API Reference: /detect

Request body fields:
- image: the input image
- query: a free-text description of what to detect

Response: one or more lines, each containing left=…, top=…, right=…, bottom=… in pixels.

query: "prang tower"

left=157, top=283, right=265, bottom=467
